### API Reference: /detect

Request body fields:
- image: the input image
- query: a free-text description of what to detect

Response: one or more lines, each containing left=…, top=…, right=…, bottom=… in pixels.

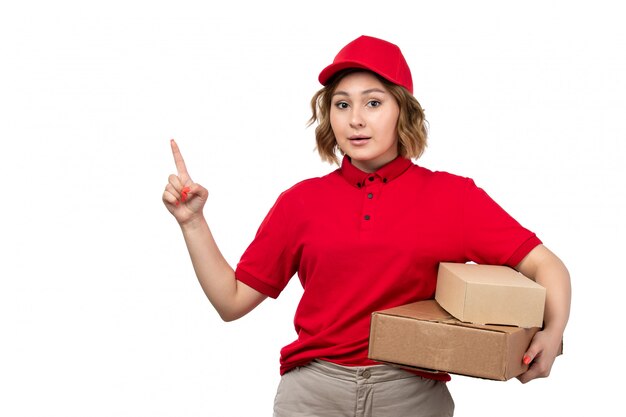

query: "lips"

left=348, top=135, right=371, bottom=145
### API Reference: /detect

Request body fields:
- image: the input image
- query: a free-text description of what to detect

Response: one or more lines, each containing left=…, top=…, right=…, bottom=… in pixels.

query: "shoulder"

left=273, top=169, right=342, bottom=204
left=407, top=164, right=476, bottom=190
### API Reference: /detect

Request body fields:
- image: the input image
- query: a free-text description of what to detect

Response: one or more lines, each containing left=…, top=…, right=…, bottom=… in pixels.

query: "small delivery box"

left=368, top=299, right=541, bottom=380
left=435, top=262, right=546, bottom=328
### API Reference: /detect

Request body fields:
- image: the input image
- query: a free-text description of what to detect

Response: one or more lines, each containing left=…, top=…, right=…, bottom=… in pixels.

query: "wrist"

left=179, top=213, right=207, bottom=231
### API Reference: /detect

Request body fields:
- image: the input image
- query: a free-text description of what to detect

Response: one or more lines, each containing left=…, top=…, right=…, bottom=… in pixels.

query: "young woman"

left=163, top=35, right=571, bottom=417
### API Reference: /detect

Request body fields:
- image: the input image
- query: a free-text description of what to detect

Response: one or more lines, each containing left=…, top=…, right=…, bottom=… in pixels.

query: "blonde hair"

left=308, top=69, right=428, bottom=165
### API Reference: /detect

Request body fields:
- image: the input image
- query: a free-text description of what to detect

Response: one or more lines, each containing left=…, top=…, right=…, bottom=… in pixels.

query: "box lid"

left=438, top=262, right=544, bottom=288
left=376, top=300, right=530, bottom=334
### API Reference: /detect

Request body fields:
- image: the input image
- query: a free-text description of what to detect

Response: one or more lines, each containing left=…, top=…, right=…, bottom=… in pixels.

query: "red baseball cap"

left=318, top=35, right=413, bottom=94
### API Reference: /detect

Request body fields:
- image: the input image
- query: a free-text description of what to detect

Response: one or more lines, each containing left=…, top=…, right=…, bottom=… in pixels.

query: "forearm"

left=515, top=245, right=571, bottom=382
left=179, top=215, right=250, bottom=321
left=517, top=245, right=571, bottom=336
left=536, top=256, right=571, bottom=336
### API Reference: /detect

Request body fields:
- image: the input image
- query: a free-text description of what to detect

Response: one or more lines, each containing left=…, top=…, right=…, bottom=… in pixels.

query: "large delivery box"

left=435, top=262, right=546, bottom=328
left=368, top=299, right=540, bottom=380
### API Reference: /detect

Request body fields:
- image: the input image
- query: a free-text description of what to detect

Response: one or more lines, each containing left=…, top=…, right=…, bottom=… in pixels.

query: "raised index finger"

left=170, top=139, right=191, bottom=182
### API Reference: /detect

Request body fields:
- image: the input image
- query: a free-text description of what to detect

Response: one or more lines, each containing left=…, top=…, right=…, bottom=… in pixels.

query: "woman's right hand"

left=162, top=139, right=209, bottom=225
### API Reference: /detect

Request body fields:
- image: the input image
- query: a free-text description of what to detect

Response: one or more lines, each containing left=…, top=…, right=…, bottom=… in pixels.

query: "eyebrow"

left=332, top=88, right=387, bottom=97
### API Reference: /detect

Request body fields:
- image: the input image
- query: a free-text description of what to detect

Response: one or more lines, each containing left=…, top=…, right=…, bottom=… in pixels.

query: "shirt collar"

left=339, top=155, right=413, bottom=188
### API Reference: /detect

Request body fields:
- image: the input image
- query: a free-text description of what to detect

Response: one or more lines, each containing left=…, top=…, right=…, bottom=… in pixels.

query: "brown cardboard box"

left=368, top=299, right=540, bottom=380
left=435, top=262, right=546, bottom=328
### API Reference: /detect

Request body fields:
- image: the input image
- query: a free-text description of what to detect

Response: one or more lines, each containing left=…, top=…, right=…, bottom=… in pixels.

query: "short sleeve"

left=462, top=179, right=542, bottom=266
left=235, top=192, right=299, bottom=299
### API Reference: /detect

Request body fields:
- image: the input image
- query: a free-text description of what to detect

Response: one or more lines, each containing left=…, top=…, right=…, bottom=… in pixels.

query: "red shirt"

left=235, top=156, right=541, bottom=378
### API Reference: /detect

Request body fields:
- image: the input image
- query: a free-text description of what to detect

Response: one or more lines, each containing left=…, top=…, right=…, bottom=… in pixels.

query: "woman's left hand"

left=517, top=327, right=563, bottom=383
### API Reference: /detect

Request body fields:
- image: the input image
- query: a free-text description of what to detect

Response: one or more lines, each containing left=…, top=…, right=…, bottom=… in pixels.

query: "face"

left=330, top=71, right=400, bottom=173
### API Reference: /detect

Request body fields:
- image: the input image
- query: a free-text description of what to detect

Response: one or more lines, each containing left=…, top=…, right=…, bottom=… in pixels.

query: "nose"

left=349, top=108, right=366, bottom=128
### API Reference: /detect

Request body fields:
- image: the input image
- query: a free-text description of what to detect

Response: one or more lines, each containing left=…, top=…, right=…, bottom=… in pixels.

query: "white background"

left=1, top=0, right=624, bottom=416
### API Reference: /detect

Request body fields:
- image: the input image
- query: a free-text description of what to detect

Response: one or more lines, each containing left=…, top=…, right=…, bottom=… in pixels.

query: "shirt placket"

left=359, top=174, right=384, bottom=235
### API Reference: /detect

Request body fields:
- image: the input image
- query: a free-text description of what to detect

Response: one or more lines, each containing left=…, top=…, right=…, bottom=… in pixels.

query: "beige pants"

left=273, top=360, right=454, bottom=417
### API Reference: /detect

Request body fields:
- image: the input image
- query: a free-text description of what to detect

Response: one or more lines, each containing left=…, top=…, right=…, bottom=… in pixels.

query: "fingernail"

left=523, top=355, right=532, bottom=365
left=175, top=200, right=180, bottom=206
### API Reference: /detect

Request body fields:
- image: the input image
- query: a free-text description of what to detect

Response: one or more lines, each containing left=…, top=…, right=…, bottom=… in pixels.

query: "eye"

left=367, top=100, right=382, bottom=108
left=334, top=101, right=349, bottom=109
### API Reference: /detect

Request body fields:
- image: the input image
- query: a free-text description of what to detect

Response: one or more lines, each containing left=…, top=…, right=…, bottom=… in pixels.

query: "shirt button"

left=382, top=178, right=388, bottom=183
left=368, top=176, right=375, bottom=182
left=356, top=182, right=362, bottom=188
left=362, top=369, right=371, bottom=379
left=364, top=215, right=371, bottom=220
left=367, top=193, right=373, bottom=199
